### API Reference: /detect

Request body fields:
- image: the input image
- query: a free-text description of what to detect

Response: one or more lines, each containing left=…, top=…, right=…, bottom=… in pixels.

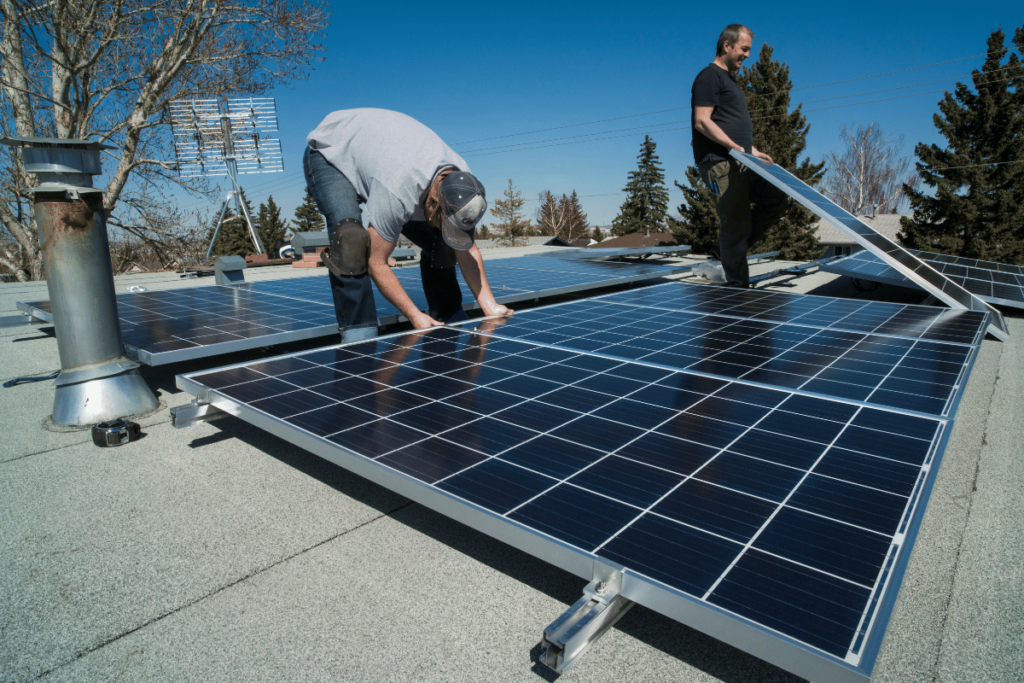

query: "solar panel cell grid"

left=468, top=282, right=978, bottom=418
left=19, top=254, right=692, bottom=365
left=180, top=323, right=956, bottom=672
left=823, top=248, right=1024, bottom=310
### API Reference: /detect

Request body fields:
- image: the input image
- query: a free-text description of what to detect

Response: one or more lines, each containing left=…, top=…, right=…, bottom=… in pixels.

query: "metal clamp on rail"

left=540, top=566, right=634, bottom=673
left=170, top=399, right=227, bottom=428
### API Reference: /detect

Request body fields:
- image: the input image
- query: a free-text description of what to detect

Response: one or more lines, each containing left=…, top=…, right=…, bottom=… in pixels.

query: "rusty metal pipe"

left=35, top=191, right=124, bottom=369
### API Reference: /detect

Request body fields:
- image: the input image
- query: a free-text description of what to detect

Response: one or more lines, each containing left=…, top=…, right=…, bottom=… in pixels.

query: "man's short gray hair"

left=716, top=24, right=753, bottom=55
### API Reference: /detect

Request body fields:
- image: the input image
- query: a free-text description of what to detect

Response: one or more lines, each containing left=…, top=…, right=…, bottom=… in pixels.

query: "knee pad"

left=322, top=218, right=369, bottom=277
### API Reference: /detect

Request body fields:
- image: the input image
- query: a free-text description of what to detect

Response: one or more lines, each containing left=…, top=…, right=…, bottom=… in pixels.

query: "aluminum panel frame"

left=730, top=150, right=1009, bottom=341
left=173, top=321, right=971, bottom=683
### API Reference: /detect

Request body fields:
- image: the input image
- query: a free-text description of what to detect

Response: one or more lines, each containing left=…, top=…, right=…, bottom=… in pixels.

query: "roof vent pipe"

left=0, top=136, right=158, bottom=425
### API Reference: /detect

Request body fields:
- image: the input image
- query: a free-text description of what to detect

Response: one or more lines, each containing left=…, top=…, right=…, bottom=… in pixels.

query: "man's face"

left=722, top=32, right=752, bottom=72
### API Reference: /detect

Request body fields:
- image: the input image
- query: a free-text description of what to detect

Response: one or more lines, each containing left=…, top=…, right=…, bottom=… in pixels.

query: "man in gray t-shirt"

left=304, top=109, right=511, bottom=337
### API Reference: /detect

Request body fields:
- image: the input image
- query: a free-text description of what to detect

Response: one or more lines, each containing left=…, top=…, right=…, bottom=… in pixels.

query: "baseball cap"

left=438, top=171, right=487, bottom=251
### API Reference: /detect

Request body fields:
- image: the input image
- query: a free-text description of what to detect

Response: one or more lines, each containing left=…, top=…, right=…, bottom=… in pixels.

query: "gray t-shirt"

left=306, top=108, right=470, bottom=243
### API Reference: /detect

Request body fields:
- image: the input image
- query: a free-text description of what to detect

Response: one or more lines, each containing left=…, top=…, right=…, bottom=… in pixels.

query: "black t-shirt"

left=691, top=63, right=753, bottom=165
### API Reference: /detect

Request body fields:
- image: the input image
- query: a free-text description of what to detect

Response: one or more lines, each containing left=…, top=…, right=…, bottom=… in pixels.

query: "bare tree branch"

left=0, top=0, right=328, bottom=280
left=821, top=123, right=920, bottom=215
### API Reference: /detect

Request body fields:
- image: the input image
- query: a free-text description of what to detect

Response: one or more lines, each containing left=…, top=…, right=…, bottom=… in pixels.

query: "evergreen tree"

left=591, top=226, right=605, bottom=242
left=611, top=135, right=670, bottom=236
left=668, top=171, right=720, bottom=254
left=491, top=179, right=531, bottom=247
left=292, top=187, right=326, bottom=233
left=899, top=26, right=1024, bottom=265
left=741, top=43, right=825, bottom=260
left=209, top=190, right=257, bottom=258
left=477, top=224, right=490, bottom=239
left=256, top=195, right=288, bottom=257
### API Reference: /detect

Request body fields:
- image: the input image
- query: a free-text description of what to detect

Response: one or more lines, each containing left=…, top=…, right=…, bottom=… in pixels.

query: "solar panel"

left=731, top=150, right=1010, bottom=341
left=536, top=245, right=691, bottom=260
left=18, top=286, right=339, bottom=365
left=177, top=290, right=985, bottom=682
left=822, top=248, right=1024, bottom=309
left=246, top=255, right=694, bottom=325
left=461, top=281, right=985, bottom=419
left=17, top=256, right=690, bottom=366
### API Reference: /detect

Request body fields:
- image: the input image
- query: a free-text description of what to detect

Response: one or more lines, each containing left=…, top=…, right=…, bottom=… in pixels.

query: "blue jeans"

left=302, top=147, right=463, bottom=326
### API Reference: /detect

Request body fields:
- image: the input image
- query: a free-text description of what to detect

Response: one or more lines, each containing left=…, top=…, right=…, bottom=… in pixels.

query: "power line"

left=461, top=73, right=1019, bottom=158
left=452, top=49, right=1006, bottom=147
left=923, top=159, right=1024, bottom=172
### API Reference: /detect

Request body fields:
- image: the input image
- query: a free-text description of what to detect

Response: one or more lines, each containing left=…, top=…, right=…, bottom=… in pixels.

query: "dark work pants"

left=303, top=147, right=463, bottom=328
left=699, top=158, right=788, bottom=287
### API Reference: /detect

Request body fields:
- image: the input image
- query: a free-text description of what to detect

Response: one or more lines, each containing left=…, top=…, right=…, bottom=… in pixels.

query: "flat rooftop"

left=2, top=251, right=1021, bottom=682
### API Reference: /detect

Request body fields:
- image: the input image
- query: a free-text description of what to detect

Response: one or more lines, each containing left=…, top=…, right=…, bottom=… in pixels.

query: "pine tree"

left=667, top=171, right=720, bottom=254
left=611, top=135, right=670, bottom=236
left=899, top=26, right=1024, bottom=265
left=491, top=179, right=531, bottom=247
left=292, top=187, right=326, bottom=233
left=209, top=190, right=258, bottom=257
left=741, top=44, right=825, bottom=260
left=564, top=190, right=590, bottom=242
left=256, top=195, right=288, bottom=256
left=591, top=226, right=605, bottom=243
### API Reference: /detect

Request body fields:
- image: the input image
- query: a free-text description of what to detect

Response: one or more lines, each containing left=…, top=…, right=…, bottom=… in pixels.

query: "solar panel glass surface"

left=466, top=281, right=983, bottom=418
left=730, top=150, right=1009, bottom=340
left=823, top=249, right=1024, bottom=309
left=18, top=256, right=689, bottom=365
left=178, top=281, right=987, bottom=682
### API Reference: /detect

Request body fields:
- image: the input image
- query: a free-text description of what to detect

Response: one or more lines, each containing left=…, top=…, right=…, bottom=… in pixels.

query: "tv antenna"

left=168, top=97, right=284, bottom=262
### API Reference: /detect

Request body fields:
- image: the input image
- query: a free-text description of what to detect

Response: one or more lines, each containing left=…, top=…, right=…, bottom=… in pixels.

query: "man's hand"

left=480, top=301, right=513, bottom=317
left=409, top=311, right=443, bottom=329
left=752, top=146, right=774, bottom=165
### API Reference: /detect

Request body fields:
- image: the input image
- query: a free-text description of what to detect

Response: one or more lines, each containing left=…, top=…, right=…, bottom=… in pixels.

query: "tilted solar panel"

left=177, top=282, right=987, bottom=682
left=822, top=248, right=1024, bottom=309
left=730, top=150, right=1009, bottom=340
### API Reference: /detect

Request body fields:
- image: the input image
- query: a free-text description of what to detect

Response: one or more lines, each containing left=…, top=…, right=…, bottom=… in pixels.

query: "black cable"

left=3, top=370, right=59, bottom=388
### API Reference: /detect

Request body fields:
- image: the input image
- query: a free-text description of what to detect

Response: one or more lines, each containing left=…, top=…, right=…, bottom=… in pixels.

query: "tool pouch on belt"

left=321, top=218, right=370, bottom=277
left=428, top=228, right=458, bottom=269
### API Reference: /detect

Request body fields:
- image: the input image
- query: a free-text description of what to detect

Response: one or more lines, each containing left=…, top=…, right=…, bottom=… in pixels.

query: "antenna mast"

left=169, top=97, right=284, bottom=262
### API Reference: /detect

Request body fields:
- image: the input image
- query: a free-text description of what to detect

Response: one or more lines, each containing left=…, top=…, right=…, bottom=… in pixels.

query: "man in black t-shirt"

left=691, top=24, right=788, bottom=287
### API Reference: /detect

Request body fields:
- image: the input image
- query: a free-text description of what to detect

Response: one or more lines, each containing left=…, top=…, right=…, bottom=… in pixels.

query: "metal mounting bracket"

left=540, top=564, right=634, bottom=673
left=170, top=399, right=227, bottom=428
left=0, top=312, right=48, bottom=328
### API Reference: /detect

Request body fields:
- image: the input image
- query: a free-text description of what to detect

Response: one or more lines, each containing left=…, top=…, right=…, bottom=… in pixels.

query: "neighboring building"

left=815, top=213, right=910, bottom=257
left=588, top=232, right=685, bottom=249
left=474, top=236, right=554, bottom=249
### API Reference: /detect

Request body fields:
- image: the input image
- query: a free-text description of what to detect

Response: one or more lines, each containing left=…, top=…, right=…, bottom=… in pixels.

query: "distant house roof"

left=814, top=214, right=910, bottom=246
left=589, top=232, right=683, bottom=249
left=474, top=236, right=554, bottom=249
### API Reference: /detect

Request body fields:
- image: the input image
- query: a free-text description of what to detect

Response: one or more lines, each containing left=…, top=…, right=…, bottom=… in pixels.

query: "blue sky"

left=184, top=1, right=1020, bottom=230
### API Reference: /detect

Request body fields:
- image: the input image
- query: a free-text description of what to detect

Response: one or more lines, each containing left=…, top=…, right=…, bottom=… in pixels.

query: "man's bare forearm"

left=455, top=247, right=505, bottom=315
left=367, top=226, right=439, bottom=327
left=694, top=116, right=744, bottom=153
left=367, top=259, right=421, bottom=320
